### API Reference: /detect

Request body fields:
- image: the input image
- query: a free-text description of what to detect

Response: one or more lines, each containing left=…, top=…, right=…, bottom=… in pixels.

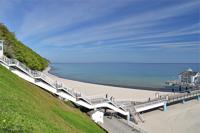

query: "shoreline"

left=49, top=72, right=165, bottom=91
left=49, top=72, right=164, bottom=91
left=44, top=66, right=170, bottom=101
left=47, top=66, right=170, bottom=92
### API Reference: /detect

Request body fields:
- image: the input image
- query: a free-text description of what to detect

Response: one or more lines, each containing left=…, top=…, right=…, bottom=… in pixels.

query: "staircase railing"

left=0, top=55, right=131, bottom=115
left=1, top=55, right=34, bottom=77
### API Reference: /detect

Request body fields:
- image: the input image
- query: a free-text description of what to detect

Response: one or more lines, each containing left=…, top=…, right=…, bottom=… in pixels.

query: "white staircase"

left=0, top=55, right=129, bottom=117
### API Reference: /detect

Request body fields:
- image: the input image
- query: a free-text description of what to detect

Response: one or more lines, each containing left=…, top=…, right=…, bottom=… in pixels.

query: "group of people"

left=106, top=94, right=115, bottom=102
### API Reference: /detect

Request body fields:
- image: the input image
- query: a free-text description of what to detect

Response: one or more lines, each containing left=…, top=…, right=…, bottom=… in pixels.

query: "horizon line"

left=50, top=62, right=200, bottom=64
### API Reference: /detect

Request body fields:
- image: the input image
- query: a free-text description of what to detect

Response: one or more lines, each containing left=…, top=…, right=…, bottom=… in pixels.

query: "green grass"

left=0, top=23, right=48, bottom=71
left=0, top=66, right=105, bottom=133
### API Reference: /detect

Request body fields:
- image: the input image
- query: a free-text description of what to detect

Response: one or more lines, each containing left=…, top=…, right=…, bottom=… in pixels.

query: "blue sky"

left=0, top=0, right=199, bottom=63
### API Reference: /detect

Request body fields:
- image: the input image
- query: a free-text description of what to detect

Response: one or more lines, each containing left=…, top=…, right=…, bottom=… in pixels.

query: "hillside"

left=0, top=66, right=105, bottom=133
left=0, top=23, right=48, bottom=71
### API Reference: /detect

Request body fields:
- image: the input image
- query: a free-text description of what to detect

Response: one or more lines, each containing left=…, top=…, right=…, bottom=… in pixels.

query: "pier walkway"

left=114, top=88, right=200, bottom=124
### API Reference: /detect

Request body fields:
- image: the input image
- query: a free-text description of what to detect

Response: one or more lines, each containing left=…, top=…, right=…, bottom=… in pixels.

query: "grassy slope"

left=0, top=66, right=104, bottom=133
left=0, top=23, right=48, bottom=71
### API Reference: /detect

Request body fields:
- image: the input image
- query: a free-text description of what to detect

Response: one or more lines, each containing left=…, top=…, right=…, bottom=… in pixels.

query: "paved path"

left=99, top=116, right=141, bottom=133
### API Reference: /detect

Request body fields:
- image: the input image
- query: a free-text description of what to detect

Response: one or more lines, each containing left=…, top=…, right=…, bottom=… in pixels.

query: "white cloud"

left=17, top=0, right=134, bottom=39
left=36, top=0, right=200, bottom=48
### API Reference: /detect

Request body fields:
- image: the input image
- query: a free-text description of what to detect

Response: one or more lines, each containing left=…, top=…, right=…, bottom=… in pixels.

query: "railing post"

left=182, top=99, right=186, bottom=104
left=163, top=102, right=167, bottom=112
left=127, top=112, right=130, bottom=123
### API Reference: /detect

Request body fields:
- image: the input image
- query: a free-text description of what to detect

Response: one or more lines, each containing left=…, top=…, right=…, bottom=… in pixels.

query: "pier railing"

left=167, top=89, right=200, bottom=103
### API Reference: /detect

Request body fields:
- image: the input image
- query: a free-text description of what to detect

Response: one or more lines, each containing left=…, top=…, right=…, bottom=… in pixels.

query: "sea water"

left=49, top=63, right=200, bottom=89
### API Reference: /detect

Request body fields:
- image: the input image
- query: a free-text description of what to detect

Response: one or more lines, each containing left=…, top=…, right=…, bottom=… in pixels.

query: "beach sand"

left=44, top=68, right=200, bottom=133
left=139, top=100, right=200, bottom=133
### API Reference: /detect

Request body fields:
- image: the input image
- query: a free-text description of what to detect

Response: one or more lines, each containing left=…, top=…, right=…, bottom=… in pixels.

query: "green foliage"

left=0, top=23, right=48, bottom=71
left=0, top=66, right=105, bottom=133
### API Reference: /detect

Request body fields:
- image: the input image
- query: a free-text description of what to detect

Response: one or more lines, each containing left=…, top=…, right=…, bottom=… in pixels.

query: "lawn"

left=0, top=65, right=105, bottom=133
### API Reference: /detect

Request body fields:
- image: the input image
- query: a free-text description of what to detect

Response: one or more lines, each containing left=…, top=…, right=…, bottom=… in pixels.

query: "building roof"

left=179, top=69, right=198, bottom=76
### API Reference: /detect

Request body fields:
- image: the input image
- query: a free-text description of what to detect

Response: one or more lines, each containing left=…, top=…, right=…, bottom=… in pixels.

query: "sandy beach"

left=139, top=100, right=200, bottom=133
left=44, top=67, right=200, bottom=133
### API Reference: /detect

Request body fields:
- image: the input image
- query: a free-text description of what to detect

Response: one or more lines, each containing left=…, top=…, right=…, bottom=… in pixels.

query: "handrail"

left=133, top=88, right=200, bottom=109
left=167, top=89, right=200, bottom=102
left=134, top=99, right=166, bottom=109
left=85, top=94, right=106, bottom=99
left=0, top=55, right=87, bottom=100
